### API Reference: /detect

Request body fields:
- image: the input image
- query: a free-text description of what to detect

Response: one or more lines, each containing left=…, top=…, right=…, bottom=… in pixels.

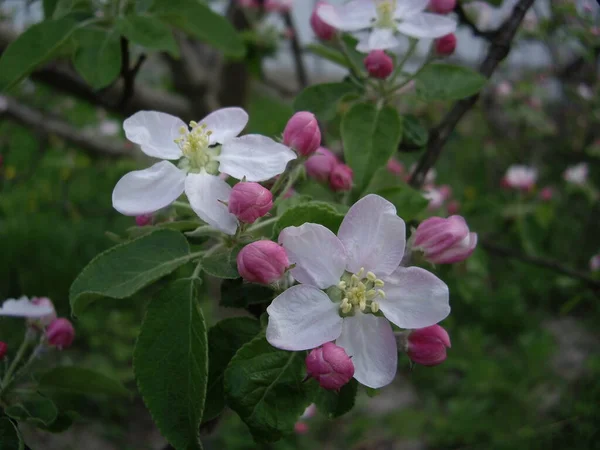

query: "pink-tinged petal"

left=219, top=135, right=297, bottom=182
left=112, top=161, right=185, bottom=216
left=200, top=107, right=248, bottom=145
left=123, top=111, right=185, bottom=159
left=395, top=0, right=429, bottom=18
left=185, top=172, right=238, bottom=235
left=380, top=266, right=450, bottom=329
left=396, top=12, right=456, bottom=39
left=266, top=285, right=343, bottom=351
left=317, top=0, right=376, bottom=31
left=279, top=224, right=347, bottom=289
left=338, top=194, right=406, bottom=277
left=336, top=314, right=397, bottom=388
left=367, top=28, right=401, bottom=51
left=0, top=297, right=55, bottom=318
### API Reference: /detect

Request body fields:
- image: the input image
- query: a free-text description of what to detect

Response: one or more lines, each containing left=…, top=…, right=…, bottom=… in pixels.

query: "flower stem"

left=247, top=216, right=279, bottom=233
left=0, top=329, right=33, bottom=397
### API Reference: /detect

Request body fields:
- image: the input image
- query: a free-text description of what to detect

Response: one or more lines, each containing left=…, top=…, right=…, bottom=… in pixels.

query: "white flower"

left=112, top=108, right=296, bottom=235
left=423, top=186, right=444, bottom=210
left=317, top=0, right=456, bottom=53
left=563, top=162, right=588, bottom=186
left=266, top=194, right=450, bottom=388
left=0, top=297, right=55, bottom=318
left=503, top=165, right=537, bottom=190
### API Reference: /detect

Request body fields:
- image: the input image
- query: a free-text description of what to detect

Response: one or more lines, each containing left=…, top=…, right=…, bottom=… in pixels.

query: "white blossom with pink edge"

left=317, top=0, right=456, bottom=53
left=503, top=165, right=537, bottom=191
left=563, top=163, right=588, bottom=186
left=112, top=108, right=296, bottom=235
left=0, top=297, right=55, bottom=318
left=266, top=194, right=450, bottom=389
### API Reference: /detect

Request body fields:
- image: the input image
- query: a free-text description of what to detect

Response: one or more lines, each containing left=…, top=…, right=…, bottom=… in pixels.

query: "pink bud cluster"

left=305, top=342, right=354, bottom=390
left=26, top=297, right=75, bottom=349
left=304, top=147, right=354, bottom=192
left=405, top=325, right=451, bottom=366
left=283, top=112, right=321, bottom=157
left=237, top=240, right=289, bottom=284
left=413, top=215, right=478, bottom=264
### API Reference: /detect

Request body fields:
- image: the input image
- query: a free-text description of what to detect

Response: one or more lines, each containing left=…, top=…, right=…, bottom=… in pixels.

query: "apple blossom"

left=563, top=163, right=588, bottom=186
left=502, top=165, right=537, bottom=191
left=283, top=112, right=321, bottom=156
left=112, top=108, right=296, bottom=235
left=404, top=324, right=451, bottom=365
left=237, top=240, right=290, bottom=284
left=329, top=163, right=354, bottom=192
left=311, top=2, right=336, bottom=40
left=0, top=296, right=55, bottom=318
left=364, top=50, right=394, bottom=79
left=423, top=186, right=445, bottom=210
left=590, top=254, right=600, bottom=272
left=305, top=147, right=339, bottom=182
left=267, top=195, right=450, bottom=388
left=27, top=297, right=57, bottom=328
left=413, top=215, right=478, bottom=264
left=46, top=318, right=75, bottom=349
left=306, top=342, right=355, bottom=389
left=317, top=0, right=456, bottom=53
left=228, top=182, right=273, bottom=223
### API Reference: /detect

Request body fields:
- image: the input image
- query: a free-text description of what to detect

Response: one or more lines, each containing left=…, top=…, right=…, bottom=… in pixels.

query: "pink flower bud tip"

left=435, top=33, right=457, bottom=56
left=364, top=50, right=394, bottom=79
left=237, top=240, right=289, bottom=285
left=46, top=318, right=75, bottom=349
left=135, top=214, right=153, bottom=227
left=329, top=163, right=353, bottom=192
left=406, top=325, right=451, bottom=366
left=283, top=112, right=321, bottom=156
left=294, top=422, right=310, bottom=434
left=539, top=186, right=554, bottom=201
left=305, top=147, right=339, bottom=182
left=311, top=2, right=336, bottom=41
left=386, top=158, right=405, bottom=176
left=414, top=215, right=478, bottom=264
left=447, top=200, right=460, bottom=215
left=0, top=342, right=7, bottom=359
left=429, top=0, right=456, bottom=14
left=228, top=182, right=273, bottom=223
left=28, top=297, right=57, bottom=328
left=305, top=342, right=354, bottom=390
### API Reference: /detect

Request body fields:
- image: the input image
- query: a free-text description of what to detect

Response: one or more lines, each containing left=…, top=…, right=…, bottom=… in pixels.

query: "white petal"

left=219, top=135, right=297, bottom=182
left=367, top=28, right=401, bottom=51
left=355, top=32, right=372, bottom=53
left=396, top=12, right=457, bottom=39
left=123, top=111, right=185, bottom=159
left=279, top=224, right=347, bottom=289
left=200, top=107, right=248, bottom=145
left=380, top=266, right=450, bottom=329
left=395, top=0, right=429, bottom=18
left=185, top=172, right=238, bottom=235
left=266, top=285, right=343, bottom=351
left=337, top=194, right=406, bottom=277
left=336, top=314, right=397, bottom=389
left=112, top=161, right=185, bottom=216
left=317, top=0, right=376, bottom=31
left=0, top=297, right=54, bottom=318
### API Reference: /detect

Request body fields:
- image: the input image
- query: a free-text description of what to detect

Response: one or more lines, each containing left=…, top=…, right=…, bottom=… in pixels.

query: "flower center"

left=375, top=0, right=397, bottom=28
left=175, top=122, right=221, bottom=174
left=337, top=267, right=385, bottom=316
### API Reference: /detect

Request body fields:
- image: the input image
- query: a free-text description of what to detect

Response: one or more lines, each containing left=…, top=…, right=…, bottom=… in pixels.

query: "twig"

left=454, top=2, right=496, bottom=41
left=281, top=11, right=308, bottom=89
left=409, top=0, right=535, bottom=188
left=481, top=240, right=600, bottom=290
left=118, top=38, right=147, bottom=109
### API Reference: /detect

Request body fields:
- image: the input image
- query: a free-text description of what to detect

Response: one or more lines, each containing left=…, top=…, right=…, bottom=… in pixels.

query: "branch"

left=281, top=11, right=308, bottom=90
left=0, top=96, right=133, bottom=157
left=118, top=38, right=147, bottom=109
left=481, top=240, right=600, bottom=290
left=409, top=0, right=535, bottom=188
left=454, top=2, right=496, bottom=41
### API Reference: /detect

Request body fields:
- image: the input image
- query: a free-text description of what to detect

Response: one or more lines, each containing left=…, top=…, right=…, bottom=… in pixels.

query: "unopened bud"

left=283, top=112, right=321, bottom=156
left=305, top=147, right=339, bottom=182
left=310, top=1, right=336, bottom=40
left=27, top=297, right=57, bottom=329
left=46, top=318, right=75, bottom=349
left=414, top=215, right=477, bottom=264
left=435, top=33, right=457, bottom=56
left=364, top=50, right=394, bottom=79
left=387, top=158, right=405, bottom=176
left=305, top=342, right=354, bottom=390
left=538, top=186, right=554, bottom=202
left=0, top=341, right=7, bottom=359
left=237, top=240, right=289, bottom=284
left=429, top=0, right=456, bottom=14
left=329, top=163, right=353, bottom=192
left=228, top=182, right=273, bottom=223
left=136, top=214, right=153, bottom=227
left=406, top=324, right=451, bottom=366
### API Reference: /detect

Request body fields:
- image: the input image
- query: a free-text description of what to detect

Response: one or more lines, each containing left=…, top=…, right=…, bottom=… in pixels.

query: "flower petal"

left=200, top=107, right=248, bottom=145
left=317, top=0, right=376, bottom=31
left=123, top=111, right=185, bottom=159
left=0, top=297, right=55, bottom=318
left=266, top=285, right=343, bottom=351
left=395, top=0, right=429, bottom=18
left=185, top=172, right=238, bottom=235
left=112, top=161, right=185, bottom=216
left=337, top=194, right=406, bottom=277
left=380, top=266, right=450, bottom=329
left=279, top=224, right=347, bottom=289
left=367, top=28, right=401, bottom=51
left=219, top=135, right=297, bottom=182
left=336, top=314, right=397, bottom=388
left=396, top=12, right=457, bottom=39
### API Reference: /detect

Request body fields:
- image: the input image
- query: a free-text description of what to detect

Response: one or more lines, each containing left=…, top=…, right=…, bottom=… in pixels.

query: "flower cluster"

left=305, top=147, right=354, bottom=192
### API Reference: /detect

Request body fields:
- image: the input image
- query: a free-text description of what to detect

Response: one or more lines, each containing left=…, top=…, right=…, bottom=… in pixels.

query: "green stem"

left=247, top=216, right=278, bottom=233
left=390, top=38, right=418, bottom=83
left=273, top=165, right=303, bottom=208
left=0, top=330, right=32, bottom=396
left=336, top=35, right=363, bottom=77
left=174, top=201, right=194, bottom=211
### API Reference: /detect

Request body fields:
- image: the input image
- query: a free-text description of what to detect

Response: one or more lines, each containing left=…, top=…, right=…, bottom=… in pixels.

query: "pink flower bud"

left=310, top=2, right=336, bottom=40
left=364, top=50, right=394, bottom=79
left=305, top=342, right=354, bottom=390
left=447, top=200, right=460, bottom=215
left=135, top=214, right=153, bottom=227
left=329, top=163, right=353, bottom=192
left=386, top=158, right=405, bottom=176
left=28, top=297, right=57, bottom=328
left=294, top=422, right=309, bottom=434
left=228, top=182, right=273, bottom=224
left=435, top=33, right=457, bottom=56
left=305, top=147, right=339, bottom=182
left=283, top=112, right=321, bottom=156
left=406, top=325, right=451, bottom=366
left=429, top=0, right=456, bottom=14
left=46, top=318, right=75, bottom=349
left=590, top=254, right=600, bottom=272
left=539, top=186, right=554, bottom=201
left=0, top=342, right=7, bottom=359
left=414, top=215, right=478, bottom=264
left=237, top=240, right=289, bottom=284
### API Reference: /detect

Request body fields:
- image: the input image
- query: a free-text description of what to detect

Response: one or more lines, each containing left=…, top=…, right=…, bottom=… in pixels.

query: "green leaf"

left=134, top=279, right=208, bottom=450
left=401, top=114, right=428, bottom=149
left=0, top=417, right=24, bottom=450
left=151, top=0, right=245, bottom=58
left=37, top=412, right=75, bottom=433
left=70, top=229, right=192, bottom=316
left=116, top=15, right=179, bottom=57
left=294, top=82, right=358, bottom=122
left=342, top=103, right=403, bottom=192
left=43, top=0, right=60, bottom=18
left=305, top=43, right=348, bottom=68
left=220, top=278, right=275, bottom=309
left=202, top=246, right=240, bottom=279
left=415, top=64, right=487, bottom=101
left=273, top=202, right=345, bottom=237
left=39, top=367, right=130, bottom=397
left=224, top=335, right=309, bottom=442
left=5, top=394, right=58, bottom=427
left=313, top=379, right=358, bottom=418
left=373, top=185, right=428, bottom=222
left=0, top=17, right=78, bottom=91
left=72, top=27, right=122, bottom=89
left=276, top=195, right=312, bottom=216
left=204, top=318, right=261, bottom=422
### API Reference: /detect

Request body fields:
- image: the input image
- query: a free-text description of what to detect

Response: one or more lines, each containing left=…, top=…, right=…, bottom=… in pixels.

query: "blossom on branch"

left=0, top=296, right=55, bottom=319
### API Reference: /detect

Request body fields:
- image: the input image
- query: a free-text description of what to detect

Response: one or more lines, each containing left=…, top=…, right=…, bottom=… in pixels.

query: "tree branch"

left=118, top=38, right=147, bottom=109
left=409, top=0, right=535, bottom=188
left=281, top=10, right=308, bottom=90
left=0, top=96, right=133, bottom=157
left=454, top=2, right=496, bottom=41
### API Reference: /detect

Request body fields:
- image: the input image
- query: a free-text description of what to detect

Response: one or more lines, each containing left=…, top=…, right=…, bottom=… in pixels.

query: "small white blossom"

left=0, top=297, right=55, bottom=318
left=503, top=165, right=537, bottom=190
left=563, top=162, right=588, bottom=186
